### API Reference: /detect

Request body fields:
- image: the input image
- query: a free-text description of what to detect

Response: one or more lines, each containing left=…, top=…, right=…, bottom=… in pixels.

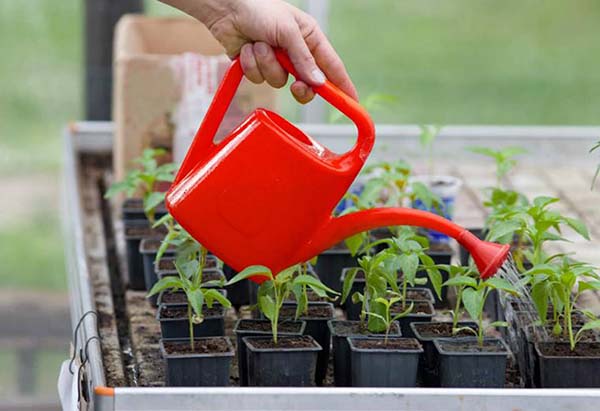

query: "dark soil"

left=159, top=305, right=223, bottom=319
left=413, top=322, right=474, bottom=338
left=537, top=342, right=600, bottom=357
left=124, top=225, right=155, bottom=237
left=352, top=338, right=421, bottom=350
left=280, top=304, right=334, bottom=319
left=406, top=289, right=432, bottom=301
left=248, top=336, right=317, bottom=349
left=391, top=300, right=433, bottom=315
left=542, top=326, right=599, bottom=343
left=163, top=338, right=231, bottom=355
left=285, top=289, right=328, bottom=303
left=161, top=289, right=226, bottom=305
left=331, top=320, right=399, bottom=337
left=438, top=339, right=507, bottom=353
left=236, top=320, right=303, bottom=333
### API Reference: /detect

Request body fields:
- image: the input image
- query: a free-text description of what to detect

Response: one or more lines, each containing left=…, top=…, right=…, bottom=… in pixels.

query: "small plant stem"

left=452, top=288, right=462, bottom=331
left=188, top=304, right=194, bottom=352
left=401, top=280, right=407, bottom=311
left=566, top=302, right=575, bottom=351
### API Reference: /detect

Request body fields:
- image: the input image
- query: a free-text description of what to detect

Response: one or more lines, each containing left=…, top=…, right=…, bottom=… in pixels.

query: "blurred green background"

left=1, top=0, right=599, bottom=406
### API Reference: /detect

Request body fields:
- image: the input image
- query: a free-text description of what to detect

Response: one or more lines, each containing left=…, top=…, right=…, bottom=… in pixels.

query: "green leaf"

left=485, top=277, right=520, bottom=296
left=204, top=288, right=231, bottom=308
left=563, top=217, right=590, bottom=240
left=443, top=275, right=478, bottom=288
left=578, top=319, right=600, bottom=332
left=293, top=275, right=339, bottom=295
left=186, top=288, right=205, bottom=318
left=462, top=288, right=481, bottom=322
left=399, top=253, right=419, bottom=285
left=344, top=232, right=366, bottom=256
left=258, top=294, right=276, bottom=321
left=225, top=265, right=271, bottom=285
left=147, top=276, right=183, bottom=297
left=144, top=191, right=165, bottom=213
left=341, top=268, right=360, bottom=304
left=533, top=196, right=559, bottom=209
left=391, top=301, right=415, bottom=321
left=531, top=282, right=549, bottom=323
left=489, top=321, right=509, bottom=328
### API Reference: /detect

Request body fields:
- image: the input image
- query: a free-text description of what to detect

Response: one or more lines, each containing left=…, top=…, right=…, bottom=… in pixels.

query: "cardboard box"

left=112, top=15, right=277, bottom=181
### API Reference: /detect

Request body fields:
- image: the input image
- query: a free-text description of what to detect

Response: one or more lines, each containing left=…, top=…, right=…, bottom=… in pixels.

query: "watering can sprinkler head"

left=458, top=230, right=511, bottom=279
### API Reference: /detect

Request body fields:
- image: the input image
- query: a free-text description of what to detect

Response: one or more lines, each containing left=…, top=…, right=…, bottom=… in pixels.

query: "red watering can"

left=166, top=50, right=509, bottom=281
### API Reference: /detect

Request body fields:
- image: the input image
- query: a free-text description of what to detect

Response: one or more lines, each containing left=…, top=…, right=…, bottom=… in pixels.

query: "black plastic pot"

left=222, top=264, right=250, bottom=308
left=233, top=319, right=305, bottom=387
left=124, top=220, right=163, bottom=290
left=434, top=337, right=509, bottom=388
left=393, top=300, right=435, bottom=338
left=535, top=341, right=600, bottom=388
left=157, top=304, right=225, bottom=338
left=160, top=337, right=234, bottom=386
left=328, top=320, right=401, bottom=387
left=243, top=335, right=321, bottom=387
left=315, top=242, right=359, bottom=296
left=410, top=321, right=478, bottom=387
left=280, top=302, right=335, bottom=386
left=155, top=255, right=218, bottom=272
left=348, top=336, right=422, bottom=387
left=140, top=238, right=175, bottom=304
left=157, top=289, right=227, bottom=307
left=341, top=267, right=434, bottom=321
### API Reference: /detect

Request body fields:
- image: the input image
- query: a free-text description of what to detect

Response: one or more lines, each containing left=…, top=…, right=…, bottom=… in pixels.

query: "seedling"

left=368, top=227, right=442, bottom=307
left=148, top=258, right=230, bottom=350
left=524, top=255, right=600, bottom=349
left=105, top=148, right=177, bottom=223
left=437, top=264, right=479, bottom=332
left=152, top=213, right=200, bottom=264
left=226, top=265, right=338, bottom=343
left=366, top=293, right=414, bottom=343
left=486, top=196, right=589, bottom=271
left=467, top=146, right=527, bottom=187
left=589, top=141, right=600, bottom=189
left=450, top=275, right=520, bottom=347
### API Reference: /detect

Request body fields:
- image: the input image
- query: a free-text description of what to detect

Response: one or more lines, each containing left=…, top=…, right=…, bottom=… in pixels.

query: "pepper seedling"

left=523, top=255, right=600, bottom=349
left=226, top=265, right=338, bottom=343
left=437, top=264, right=479, bottom=332
left=104, top=148, right=177, bottom=223
left=365, top=292, right=414, bottom=343
left=152, top=213, right=201, bottom=264
left=467, top=146, right=527, bottom=188
left=451, top=275, right=520, bottom=347
left=147, top=257, right=230, bottom=350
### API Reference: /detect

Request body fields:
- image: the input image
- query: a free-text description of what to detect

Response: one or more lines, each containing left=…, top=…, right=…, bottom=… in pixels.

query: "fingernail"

left=311, top=68, right=326, bottom=84
left=255, top=42, right=268, bottom=57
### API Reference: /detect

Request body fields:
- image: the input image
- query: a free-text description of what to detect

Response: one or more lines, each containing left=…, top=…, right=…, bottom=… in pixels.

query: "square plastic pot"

left=535, top=341, right=600, bottom=388
left=157, top=304, right=225, bottom=338
left=233, top=319, right=305, bottom=387
left=394, top=300, right=435, bottom=338
left=280, top=302, right=335, bottom=386
left=434, top=337, right=509, bottom=388
left=348, top=336, right=423, bottom=387
left=243, top=335, right=321, bottom=387
left=160, top=337, right=234, bottom=386
left=121, top=198, right=168, bottom=222
left=410, top=321, right=478, bottom=387
left=328, top=320, right=401, bottom=387
left=124, top=220, right=159, bottom=290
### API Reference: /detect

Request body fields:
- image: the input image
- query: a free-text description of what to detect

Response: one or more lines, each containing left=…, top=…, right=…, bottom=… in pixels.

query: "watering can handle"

left=174, top=48, right=375, bottom=184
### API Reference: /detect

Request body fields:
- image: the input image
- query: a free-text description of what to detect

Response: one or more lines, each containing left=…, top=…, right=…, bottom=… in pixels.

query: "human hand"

left=161, top=0, right=358, bottom=104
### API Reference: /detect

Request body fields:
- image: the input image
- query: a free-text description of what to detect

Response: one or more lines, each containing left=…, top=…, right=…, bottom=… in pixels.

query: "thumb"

left=279, top=25, right=326, bottom=87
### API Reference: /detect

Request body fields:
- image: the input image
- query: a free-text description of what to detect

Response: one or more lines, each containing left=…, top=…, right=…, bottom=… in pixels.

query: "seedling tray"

left=64, top=122, right=600, bottom=410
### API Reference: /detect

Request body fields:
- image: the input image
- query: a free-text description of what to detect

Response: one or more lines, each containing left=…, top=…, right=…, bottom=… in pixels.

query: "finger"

left=304, top=26, right=359, bottom=101
left=253, top=42, right=288, bottom=88
left=239, top=43, right=264, bottom=84
left=279, top=24, right=326, bottom=88
left=290, top=80, right=315, bottom=104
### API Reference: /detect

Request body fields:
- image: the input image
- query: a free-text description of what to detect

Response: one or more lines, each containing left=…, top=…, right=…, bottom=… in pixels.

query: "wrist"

left=194, top=0, right=242, bottom=27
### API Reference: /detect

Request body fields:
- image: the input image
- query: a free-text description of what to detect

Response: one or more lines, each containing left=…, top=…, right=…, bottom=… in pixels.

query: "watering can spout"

left=301, top=207, right=509, bottom=279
